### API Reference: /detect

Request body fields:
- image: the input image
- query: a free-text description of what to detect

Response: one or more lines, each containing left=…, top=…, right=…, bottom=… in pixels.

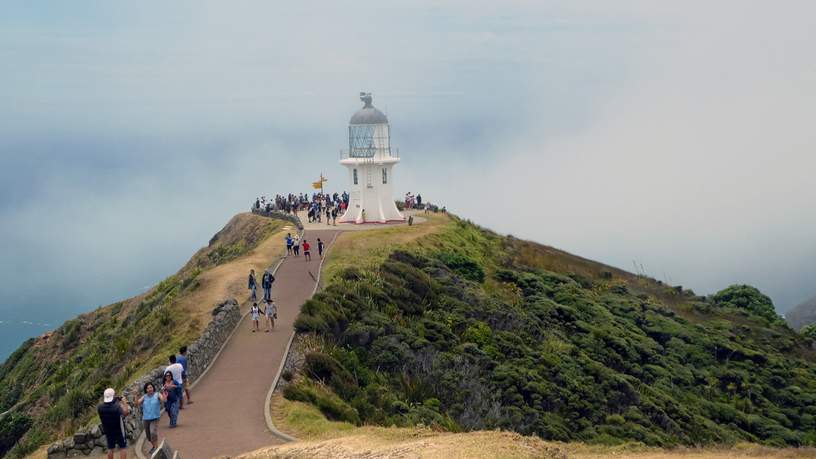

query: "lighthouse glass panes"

left=382, top=168, right=387, bottom=184
left=348, top=124, right=390, bottom=158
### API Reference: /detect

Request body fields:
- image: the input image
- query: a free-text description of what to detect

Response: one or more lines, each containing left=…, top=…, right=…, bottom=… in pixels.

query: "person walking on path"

left=285, top=233, right=293, bottom=255
left=303, top=239, right=311, bottom=261
left=317, top=238, right=325, bottom=259
left=264, top=299, right=277, bottom=331
left=248, top=269, right=257, bottom=301
left=176, top=346, right=193, bottom=408
left=262, top=271, right=275, bottom=302
left=165, top=355, right=184, bottom=412
left=97, top=388, right=131, bottom=459
left=250, top=302, right=261, bottom=332
left=162, top=372, right=180, bottom=428
left=137, top=382, right=165, bottom=455
left=292, top=236, right=301, bottom=256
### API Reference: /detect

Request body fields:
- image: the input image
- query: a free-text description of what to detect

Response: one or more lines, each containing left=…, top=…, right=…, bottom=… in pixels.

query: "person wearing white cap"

left=97, top=388, right=130, bottom=459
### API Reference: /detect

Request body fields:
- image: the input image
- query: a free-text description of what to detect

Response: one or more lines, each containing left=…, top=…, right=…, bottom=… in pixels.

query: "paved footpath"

left=158, top=229, right=337, bottom=459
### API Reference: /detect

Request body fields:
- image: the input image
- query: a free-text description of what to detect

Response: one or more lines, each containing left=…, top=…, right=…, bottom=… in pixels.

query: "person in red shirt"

left=302, top=240, right=311, bottom=261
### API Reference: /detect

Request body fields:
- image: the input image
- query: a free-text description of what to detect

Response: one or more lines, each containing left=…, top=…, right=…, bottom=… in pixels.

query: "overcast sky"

left=1, top=1, right=815, bottom=358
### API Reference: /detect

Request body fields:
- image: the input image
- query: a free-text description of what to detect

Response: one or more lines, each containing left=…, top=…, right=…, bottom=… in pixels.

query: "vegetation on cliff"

left=286, top=215, right=816, bottom=447
left=0, top=213, right=286, bottom=458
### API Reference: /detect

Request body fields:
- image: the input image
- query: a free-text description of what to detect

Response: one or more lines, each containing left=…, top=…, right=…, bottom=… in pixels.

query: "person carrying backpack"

left=262, top=271, right=275, bottom=302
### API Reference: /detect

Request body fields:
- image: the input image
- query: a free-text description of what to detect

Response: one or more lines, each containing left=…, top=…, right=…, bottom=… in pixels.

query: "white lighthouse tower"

left=338, top=92, right=404, bottom=224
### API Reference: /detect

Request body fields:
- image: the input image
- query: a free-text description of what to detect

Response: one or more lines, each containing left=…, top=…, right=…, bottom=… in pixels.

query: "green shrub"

left=283, top=382, right=360, bottom=425
left=0, top=413, right=32, bottom=456
left=437, top=252, right=485, bottom=283
left=711, top=285, right=782, bottom=324
left=304, top=352, right=358, bottom=399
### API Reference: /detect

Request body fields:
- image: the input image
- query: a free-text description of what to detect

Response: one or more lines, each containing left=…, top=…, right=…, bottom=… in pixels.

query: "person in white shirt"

left=250, top=303, right=261, bottom=332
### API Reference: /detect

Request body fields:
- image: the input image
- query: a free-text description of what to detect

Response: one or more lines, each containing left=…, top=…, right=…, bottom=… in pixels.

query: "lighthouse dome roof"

left=350, top=93, right=388, bottom=125
left=350, top=107, right=388, bottom=125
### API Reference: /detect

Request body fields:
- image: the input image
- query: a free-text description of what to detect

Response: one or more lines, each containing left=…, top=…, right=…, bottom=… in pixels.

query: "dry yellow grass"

left=176, top=215, right=292, bottom=324
left=238, top=428, right=566, bottom=459
left=562, top=442, right=816, bottom=458
left=322, top=212, right=451, bottom=283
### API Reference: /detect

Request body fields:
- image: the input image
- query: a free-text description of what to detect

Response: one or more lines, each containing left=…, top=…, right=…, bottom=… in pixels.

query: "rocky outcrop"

left=250, top=208, right=303, bottom=230
left=786, top=295, right=816, bottom=331
left=47, top=299, right=241, bottom=458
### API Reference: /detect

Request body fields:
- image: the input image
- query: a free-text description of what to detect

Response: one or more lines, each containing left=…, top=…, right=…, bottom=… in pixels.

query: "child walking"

left=250, top=302, right=261, bottom=332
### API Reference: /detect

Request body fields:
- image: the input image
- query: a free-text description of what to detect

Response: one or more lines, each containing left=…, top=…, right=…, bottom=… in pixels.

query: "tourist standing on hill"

left=317, top=238, right=325, bottom=258
left=264, top=299, right=277, bottom=331
left=262, top=271, right=274, bottom=302
left=137, top=382, right=164, bottom=454
left=162, top=371, right=180, bottom=428
left=97, top=388, right=130, bottom=459
left=303, top=239, right=311, bottom=261
left=331, top=207, right=338, bottom=225
left=250, top=302, right=261, bottom=332
left=285, top=233, right=293, bottom=255
left=177, top=346, right=192, bottom=408
left=248, top=269, right=257, bottom=301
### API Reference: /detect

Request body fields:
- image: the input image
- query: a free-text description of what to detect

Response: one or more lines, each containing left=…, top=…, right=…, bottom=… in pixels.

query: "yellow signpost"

left=312, top=174, right=327, bottom=193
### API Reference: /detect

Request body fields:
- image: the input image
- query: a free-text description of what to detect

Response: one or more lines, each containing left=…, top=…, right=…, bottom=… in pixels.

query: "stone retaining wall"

left=250, top=208, right=303, bottom=230
left=47, top=299, right=242, bottom=458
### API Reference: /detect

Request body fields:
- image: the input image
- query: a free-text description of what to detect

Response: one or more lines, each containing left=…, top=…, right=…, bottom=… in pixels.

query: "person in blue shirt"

left=285, top=233, right=294, bottom=255
left=137, top=382, right=165, bottom=454
left=177, top=346, right=193, bottom=408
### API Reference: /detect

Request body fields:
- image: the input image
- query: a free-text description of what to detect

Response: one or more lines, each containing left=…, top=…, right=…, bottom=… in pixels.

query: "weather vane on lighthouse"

left=337, top=92, right=404, bottom=224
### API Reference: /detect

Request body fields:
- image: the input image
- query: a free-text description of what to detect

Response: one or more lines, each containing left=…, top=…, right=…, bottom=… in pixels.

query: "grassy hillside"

left=0, top=213, right=289, bottom=458
left=284, top=214, right=816, bottom=448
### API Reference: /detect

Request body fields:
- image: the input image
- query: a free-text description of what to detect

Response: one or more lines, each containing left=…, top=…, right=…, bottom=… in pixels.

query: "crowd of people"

left=96, top=346, right=193, bottom=458
left=253, top=192, right=350, bottom=225
left=254, top=190, right=438, bottom=223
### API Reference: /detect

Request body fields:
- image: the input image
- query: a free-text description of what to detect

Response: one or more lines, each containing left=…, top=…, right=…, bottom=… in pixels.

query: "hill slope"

left=0, top=213, right=290, bottom=458
left=283, top=214, right=816, bottom=448
left=785, top=295, right=816, bottom=331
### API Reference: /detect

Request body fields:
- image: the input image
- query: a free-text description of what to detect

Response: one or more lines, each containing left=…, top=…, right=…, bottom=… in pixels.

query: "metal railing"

left=339, top=147, right=400, bottom=160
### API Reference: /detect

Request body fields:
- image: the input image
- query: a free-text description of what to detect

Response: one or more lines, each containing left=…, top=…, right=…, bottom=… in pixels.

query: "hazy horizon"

left=2, top=1, right=815, bottom=360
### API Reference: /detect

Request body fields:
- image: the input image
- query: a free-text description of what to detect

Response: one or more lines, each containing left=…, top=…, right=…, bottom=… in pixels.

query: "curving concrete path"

left=155, top=229, right=337, bottom=458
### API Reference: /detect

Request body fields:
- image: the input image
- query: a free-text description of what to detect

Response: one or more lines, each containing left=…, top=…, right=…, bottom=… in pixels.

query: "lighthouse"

left=338, top=93, right=404, bottom=224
